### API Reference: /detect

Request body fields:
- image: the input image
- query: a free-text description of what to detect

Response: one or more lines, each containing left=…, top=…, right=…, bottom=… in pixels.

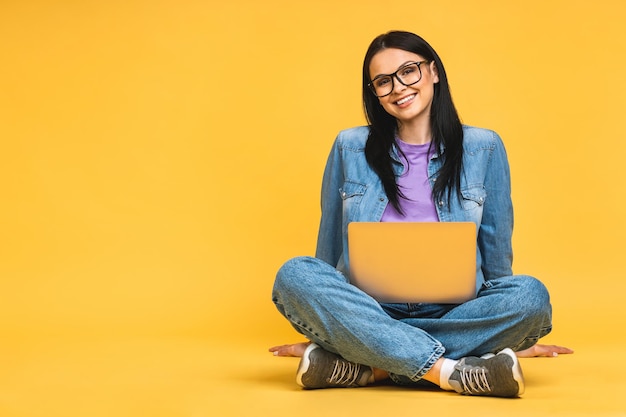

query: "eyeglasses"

left=368, top=61, right=430, bottom=98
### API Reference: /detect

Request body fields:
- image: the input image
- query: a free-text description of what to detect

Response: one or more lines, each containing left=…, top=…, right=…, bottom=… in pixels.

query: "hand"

left=515, top=343, right=574, bottom=358
left=268, top=342, right=311, bottom=357
left=269, top=341, right=575, bottom=359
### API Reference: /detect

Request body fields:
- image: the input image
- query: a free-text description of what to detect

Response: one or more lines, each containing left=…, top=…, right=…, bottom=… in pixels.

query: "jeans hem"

left=388, top=343, right=446, bottom=385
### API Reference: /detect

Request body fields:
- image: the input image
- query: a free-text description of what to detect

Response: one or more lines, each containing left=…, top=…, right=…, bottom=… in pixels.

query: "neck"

left=396, top=119, right=432, bottom=145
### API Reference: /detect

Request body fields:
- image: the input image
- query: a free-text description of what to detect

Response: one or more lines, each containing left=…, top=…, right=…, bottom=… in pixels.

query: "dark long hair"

left=362, top=31, right=463, bottom=211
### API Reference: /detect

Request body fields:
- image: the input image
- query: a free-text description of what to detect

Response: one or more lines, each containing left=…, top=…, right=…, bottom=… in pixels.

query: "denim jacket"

left=315, top=125, right=514, bottom=294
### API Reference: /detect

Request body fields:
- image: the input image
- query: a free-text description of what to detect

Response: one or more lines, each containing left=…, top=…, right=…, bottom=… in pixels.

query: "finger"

left=269, top=343, right=301, bottom=352
left=268, top=343, right=305, bottom=357
left=536, top=345, right=574, bottom=357
left=544, top=345, right=575, bottom=355
left=271, top=347, right=292, bottom=357
left=268, top=345, right=286, bottom=352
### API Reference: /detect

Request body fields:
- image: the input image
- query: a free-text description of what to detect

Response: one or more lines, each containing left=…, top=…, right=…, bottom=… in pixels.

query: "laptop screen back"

left=347, top=222, right=477, bottom=304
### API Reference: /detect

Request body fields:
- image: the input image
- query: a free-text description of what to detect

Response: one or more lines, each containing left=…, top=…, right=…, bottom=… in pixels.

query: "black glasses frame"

left=368, top=60, right=430, bottom=98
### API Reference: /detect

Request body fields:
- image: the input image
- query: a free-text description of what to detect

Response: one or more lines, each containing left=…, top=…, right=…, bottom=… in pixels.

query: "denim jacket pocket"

left=339, top=181, right=366, bottom=200
left=460, top=186, right=486, bottom=211
left=339, top=181, right=367, bottom=222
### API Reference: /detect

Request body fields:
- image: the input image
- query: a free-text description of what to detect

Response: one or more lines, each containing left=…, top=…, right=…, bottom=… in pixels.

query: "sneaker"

left=296, top=343, right=372, bottom=389
left=448, top=348, right=524, bottom=397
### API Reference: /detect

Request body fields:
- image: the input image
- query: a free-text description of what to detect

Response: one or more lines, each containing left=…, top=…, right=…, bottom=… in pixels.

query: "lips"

left=395, top=94, right=416, bottom=105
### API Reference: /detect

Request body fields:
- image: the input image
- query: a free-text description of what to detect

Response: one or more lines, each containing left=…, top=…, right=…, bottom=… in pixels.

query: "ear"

left=430, top=61, right=440, bottom=84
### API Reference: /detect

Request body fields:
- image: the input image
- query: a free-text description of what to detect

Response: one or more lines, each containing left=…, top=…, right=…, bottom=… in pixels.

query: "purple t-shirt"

left=381, top=138, right=439, bottom=222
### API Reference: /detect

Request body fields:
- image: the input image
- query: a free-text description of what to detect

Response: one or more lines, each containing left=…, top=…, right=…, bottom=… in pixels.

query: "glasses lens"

left=371, top=76, right=393, bottom=97
left=397, top=63, right=422, bottom=86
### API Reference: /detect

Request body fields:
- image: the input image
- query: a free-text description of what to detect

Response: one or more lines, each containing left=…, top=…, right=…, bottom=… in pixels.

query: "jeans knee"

left=275, top=256, right=315, bottom=293
left=273, top=256, right=329, bottom=303
left=516, top=275, right=552, bottom=320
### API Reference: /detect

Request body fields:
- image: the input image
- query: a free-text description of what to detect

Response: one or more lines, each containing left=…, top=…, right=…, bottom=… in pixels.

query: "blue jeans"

left=272, top=256, right=553, bottom=385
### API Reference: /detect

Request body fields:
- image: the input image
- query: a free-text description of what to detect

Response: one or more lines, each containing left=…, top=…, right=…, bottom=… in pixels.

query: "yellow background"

left=1, top=1, right=625, bottom=416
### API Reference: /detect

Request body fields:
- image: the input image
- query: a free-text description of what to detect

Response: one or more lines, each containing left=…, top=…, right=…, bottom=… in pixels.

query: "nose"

left=392, top=75, right=407, bottom=93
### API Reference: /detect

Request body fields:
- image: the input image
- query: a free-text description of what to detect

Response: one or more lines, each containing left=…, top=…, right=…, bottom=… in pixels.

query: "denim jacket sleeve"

left=315, top=137, right=344, bottom=267
left=478, top=132, right=514, bottom=280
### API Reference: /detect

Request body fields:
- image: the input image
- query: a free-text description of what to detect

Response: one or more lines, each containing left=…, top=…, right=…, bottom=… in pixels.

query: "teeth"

left=396, top=94, right=415, bottom=105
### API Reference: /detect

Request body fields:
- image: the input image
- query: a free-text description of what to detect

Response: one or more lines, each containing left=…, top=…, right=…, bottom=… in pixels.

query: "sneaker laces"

left=458, top=365, right=491, bottom=394
left=327, top=359, right=363, bottom=386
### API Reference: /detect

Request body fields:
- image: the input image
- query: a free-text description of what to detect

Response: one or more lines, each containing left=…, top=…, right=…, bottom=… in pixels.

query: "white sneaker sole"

left=296, top=343, right=319, bottom=387
left=498, top=348, right=525, bottom=396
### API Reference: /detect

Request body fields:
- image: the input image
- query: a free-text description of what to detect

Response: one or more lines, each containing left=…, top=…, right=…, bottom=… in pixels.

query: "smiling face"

left=368, top=48, right=439, bottom=131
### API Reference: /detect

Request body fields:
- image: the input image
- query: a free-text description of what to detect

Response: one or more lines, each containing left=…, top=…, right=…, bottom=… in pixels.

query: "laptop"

left=347, top=222, right=477, bottom=304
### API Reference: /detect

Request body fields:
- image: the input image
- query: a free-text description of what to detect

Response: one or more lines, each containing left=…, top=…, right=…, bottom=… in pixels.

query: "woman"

left=270, top=31, right=572, bottom=398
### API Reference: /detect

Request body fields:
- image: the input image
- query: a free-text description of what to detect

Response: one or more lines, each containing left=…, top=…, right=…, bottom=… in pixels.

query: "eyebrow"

left=371, top=61, right=417, bottom=80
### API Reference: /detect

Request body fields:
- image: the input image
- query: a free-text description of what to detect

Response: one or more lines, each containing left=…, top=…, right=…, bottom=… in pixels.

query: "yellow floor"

left=2, top=2, right=626, bottom=416
left=2, top=334, right=624, bottom=417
